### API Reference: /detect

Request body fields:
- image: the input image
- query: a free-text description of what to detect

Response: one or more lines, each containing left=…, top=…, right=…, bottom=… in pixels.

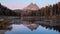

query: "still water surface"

left=0, top=17, right=60, bottom=34
left=5, top=24, right=60, bottom=34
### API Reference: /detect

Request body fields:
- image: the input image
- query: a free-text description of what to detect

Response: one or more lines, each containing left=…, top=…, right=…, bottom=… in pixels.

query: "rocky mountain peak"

left=23, top=3, right=39, bottom=10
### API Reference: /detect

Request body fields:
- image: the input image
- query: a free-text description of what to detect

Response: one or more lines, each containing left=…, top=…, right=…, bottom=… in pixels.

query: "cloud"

left=6, top=4, right=24, bottom=10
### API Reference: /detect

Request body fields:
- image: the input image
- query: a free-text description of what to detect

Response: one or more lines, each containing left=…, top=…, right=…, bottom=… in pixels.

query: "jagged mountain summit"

left=23, top=3, right=39, bottom=11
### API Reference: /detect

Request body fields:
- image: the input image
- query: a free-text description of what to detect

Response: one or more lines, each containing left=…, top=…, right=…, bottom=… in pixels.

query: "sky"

left=0, top=0, right=60, bottom=10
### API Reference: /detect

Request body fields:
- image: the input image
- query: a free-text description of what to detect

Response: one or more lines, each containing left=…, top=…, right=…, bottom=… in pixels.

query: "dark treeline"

left=0, top=3, right=20, bottom=16
left=22, top=2, right=60, bottom=17
left=38, top=2, right=60, bottom=16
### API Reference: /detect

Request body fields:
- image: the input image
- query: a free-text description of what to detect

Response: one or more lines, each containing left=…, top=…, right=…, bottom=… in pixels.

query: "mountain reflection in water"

left=0, top=17, right=60, bottom=34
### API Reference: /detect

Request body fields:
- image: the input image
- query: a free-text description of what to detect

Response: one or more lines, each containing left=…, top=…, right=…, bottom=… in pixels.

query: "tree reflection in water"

left=22, top=18, right=60, bottom=33
left=0, top=22, right=12, bottom=34
left=0, top=18, right=60, bottom=34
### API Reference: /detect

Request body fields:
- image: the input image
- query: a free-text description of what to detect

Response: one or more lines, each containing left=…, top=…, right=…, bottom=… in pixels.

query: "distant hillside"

left=0, top=3, right=19, bottom=16
left=13, top=9, right=24, bottom=16
left=13, top=9, right=23, bottom=12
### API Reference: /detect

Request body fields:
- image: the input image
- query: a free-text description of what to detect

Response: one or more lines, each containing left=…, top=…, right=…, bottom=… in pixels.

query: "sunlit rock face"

left=23, top=3, right=39, bottom=11
left=21, top=3, right=39, bottom=16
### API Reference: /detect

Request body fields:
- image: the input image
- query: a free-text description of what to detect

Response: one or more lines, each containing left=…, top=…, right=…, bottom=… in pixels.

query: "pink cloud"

left=7, top=4, right=24, bottom=10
